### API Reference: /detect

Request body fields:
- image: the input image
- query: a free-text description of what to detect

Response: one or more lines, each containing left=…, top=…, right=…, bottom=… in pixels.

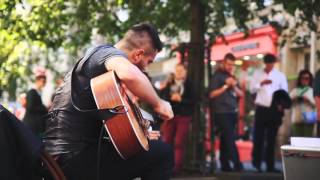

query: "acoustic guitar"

left=90, top=71, right=150, bottom=159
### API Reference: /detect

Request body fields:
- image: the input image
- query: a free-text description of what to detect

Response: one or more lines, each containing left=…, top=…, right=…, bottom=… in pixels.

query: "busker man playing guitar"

left=43, top=22, right=174, bottom=180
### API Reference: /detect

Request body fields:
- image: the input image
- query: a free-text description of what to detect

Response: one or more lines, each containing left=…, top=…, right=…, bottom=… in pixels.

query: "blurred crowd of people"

left=155, top=52, right=320, bottom=174
left=210, top=53, right=320, bottom=173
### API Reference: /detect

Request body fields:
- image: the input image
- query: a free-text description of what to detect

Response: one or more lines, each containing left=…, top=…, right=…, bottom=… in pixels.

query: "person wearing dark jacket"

left=23, top=69, right=48, bottom=137
left=160, top=63, right=194, bottom=174
left=209, top=53, right=244, bottom=172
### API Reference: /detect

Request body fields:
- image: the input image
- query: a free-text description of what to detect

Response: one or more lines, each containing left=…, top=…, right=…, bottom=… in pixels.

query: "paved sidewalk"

left=171, top=161, right=284, bottom=180
left=172, top=172, right=283, bottom=180
left=173, top=177, right=216, bottom=180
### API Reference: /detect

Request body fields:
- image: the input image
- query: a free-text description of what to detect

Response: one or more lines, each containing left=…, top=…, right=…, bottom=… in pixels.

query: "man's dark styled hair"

left=128, top=22, right=163, bottom=52
left=263, top=53, right=277, bottom=64
left=223, top=53, right=236, bottom=61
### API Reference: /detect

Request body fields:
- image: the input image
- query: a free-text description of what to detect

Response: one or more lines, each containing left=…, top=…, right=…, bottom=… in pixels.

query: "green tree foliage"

left=274, top=0, right=320, bottom=31
left=1, top=0, right=318, bottom=98
left=0, top=0, right=247, bottom=99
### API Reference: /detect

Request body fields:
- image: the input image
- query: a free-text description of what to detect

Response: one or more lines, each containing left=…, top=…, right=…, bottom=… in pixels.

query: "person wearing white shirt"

left=249, top=54, right=288, bottom=173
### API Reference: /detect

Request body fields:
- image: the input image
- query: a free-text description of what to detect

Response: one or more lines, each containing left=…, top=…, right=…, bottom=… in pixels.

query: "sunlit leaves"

left=271, top=0, right=320, bottom=31
left=2, top=0, right=316, bottom=100
left=0, top=0, right=251, bottom=99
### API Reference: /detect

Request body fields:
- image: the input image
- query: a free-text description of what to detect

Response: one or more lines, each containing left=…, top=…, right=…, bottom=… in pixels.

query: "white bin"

left=281, top=145, right=320, bottom=180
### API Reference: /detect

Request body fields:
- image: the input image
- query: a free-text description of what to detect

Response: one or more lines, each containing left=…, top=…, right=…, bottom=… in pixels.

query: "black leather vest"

left=44, top=45, right=114, bottom=155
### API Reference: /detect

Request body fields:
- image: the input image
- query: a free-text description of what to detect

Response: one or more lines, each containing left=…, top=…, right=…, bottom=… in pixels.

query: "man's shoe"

left=221, top=166, right=233, bottom=172
left=267, top=168, right=281, bottom=173
left=234, top=163, right=244, bottom=172
left=252, top=161, right=262, bottom=173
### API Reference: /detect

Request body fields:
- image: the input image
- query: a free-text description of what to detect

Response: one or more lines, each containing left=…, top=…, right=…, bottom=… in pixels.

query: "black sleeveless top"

left=43, top=45, right=127, bottom=155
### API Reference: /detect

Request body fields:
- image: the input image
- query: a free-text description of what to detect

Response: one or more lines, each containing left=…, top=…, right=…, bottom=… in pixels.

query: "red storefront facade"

left=211, top=25, right=278, bottom=61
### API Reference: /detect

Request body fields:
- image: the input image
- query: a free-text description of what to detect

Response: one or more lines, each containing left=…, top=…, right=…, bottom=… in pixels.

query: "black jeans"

left=213, top=112, right=242, bottom=170
left=58, top=140, right=174, bottom=180
left=252, top=106, right=282, bottom=170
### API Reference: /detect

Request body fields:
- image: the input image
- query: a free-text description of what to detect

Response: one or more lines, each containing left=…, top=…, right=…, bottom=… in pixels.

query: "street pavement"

left=171, top=161, right=284, bottom=180
left=172, top=172, right=283, bottom=180
left=134, top=161, right=284, bottom=180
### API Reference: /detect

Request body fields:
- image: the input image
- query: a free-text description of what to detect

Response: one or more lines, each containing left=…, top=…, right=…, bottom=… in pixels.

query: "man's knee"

left=163, top=142, right=174, bottom=159
left=156, top=141, right=174, bottom=167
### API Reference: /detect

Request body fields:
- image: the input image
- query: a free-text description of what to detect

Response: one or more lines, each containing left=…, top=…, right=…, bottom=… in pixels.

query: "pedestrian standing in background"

left=313, top=69, right=320, bottom=136
left=160, top=63, right=194, bottom=174
left=250, top=54, right=288, bottom=173
left=290, top=70, right=316, bottom=137
left=209, top=53, right=244, bottom=172
left=15, top=93, right=27, bottom=120
left=23, top=68, right=48, bottom=137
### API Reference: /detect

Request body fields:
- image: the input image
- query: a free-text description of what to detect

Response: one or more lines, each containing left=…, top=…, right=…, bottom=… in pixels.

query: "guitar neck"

left=139, top=108, right=154, bottom=122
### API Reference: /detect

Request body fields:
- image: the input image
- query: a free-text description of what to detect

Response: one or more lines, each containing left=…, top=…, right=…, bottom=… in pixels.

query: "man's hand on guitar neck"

left=153, top=99, right=174, bottom=121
